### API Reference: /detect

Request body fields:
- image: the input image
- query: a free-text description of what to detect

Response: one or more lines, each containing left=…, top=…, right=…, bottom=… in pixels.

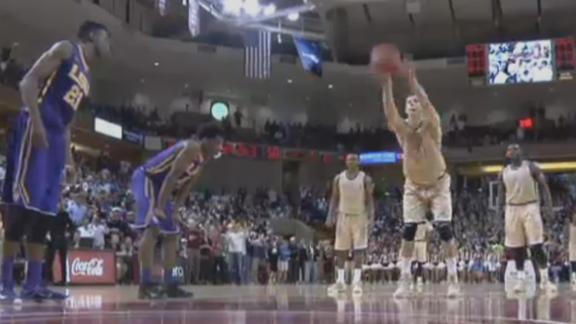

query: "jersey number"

left=63, top=85, right=84, bottom=111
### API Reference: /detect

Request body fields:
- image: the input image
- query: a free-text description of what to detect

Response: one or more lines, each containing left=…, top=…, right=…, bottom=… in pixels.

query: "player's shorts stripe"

left=37, top=70, right=58, bottom=105
left=144, top=176, right=155, bottom=223
left=14, top=118, right=33, bottom=204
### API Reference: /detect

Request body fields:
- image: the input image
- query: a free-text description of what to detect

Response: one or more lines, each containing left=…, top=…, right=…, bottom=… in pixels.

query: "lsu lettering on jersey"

left=2, top=42, right=91, bottom=216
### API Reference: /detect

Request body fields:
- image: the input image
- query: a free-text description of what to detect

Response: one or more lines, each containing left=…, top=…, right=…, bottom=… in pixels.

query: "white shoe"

left=352, top=283, right=363, bottom=296
left=393, top=277, right=412, bottom=299
left=328, top=282, right=346, bottom=295
left=447, top=276, right=460, bottom=298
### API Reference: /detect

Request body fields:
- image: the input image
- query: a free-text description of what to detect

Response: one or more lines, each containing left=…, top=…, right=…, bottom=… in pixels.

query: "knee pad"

left=529, top=244, right=548, bottom=266
left=402, top=223, right=418, bottom=241
left=26, top=212, right=51, bottom=244
left=436, top=222, right=453, bottom=242
left=3, top=205, right=29, bottom=242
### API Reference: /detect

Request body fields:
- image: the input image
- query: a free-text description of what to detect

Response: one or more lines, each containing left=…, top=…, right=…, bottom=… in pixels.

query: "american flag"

left=244, top=30, right=271, bottom=80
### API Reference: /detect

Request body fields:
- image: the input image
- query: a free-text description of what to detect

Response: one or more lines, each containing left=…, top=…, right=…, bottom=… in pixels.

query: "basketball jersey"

left=37, top=42, right=91, bottom=133
left=337, top=170, right=366, bottom=215
left=142, top=140, right=204, bottom=188
left=502, top=161, right=539, bottom=205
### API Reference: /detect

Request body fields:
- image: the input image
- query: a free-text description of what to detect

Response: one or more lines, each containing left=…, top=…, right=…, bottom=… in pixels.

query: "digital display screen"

left=94, top=118, right=122, bottom=139
left=488, top=40, right=554, bottom=85
left=360, top=151, right=402, bottom=165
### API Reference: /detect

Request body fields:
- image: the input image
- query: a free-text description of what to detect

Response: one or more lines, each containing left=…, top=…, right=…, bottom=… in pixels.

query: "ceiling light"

left=287, top=12, right=300, bottom=21
left=222, top=0, right=242, bottom=15
left=184, top=83, right=189, bottom=88
left=287, top=79, right=293, bottom=84
left=263, top=4, right=276, bottom=15
left=244, top=0, right=261, bottom=16
left=328, top=84, right=333, bottom=89
left=154, top=62, right=159, bottom=67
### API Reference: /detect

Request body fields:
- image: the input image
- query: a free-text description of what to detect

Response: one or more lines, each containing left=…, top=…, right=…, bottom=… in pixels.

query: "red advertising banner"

left=53, top=249, right=116, bottom=285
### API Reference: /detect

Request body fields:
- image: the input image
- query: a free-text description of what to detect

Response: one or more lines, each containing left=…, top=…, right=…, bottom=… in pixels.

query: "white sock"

left=540, top=268, right=549, bottom=283
left=353, top=268, right=362, bottom=285
left=446, top=258, right=457, bottom=277
left=336, top=268, right=345, bottom=284
left=400, top=258, right=412, bottom=277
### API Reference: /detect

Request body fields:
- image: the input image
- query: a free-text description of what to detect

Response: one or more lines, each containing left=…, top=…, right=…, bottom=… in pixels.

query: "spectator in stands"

left=226, top=222, right=248, bottom=285
left=45, top=201, right=75, bottom=286
left=185, top=221, right=204, bottom=284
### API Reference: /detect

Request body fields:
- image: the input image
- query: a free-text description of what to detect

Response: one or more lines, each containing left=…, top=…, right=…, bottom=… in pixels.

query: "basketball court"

left=1, top=284, right=575, bottom=323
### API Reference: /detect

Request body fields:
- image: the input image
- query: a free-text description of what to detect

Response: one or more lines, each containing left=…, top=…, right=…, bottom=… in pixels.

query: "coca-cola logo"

left=71, top=258, right=104, bottom=277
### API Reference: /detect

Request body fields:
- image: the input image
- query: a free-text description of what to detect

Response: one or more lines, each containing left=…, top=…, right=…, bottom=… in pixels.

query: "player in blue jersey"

left=0, top=21, right=111, bottom=302
left=133, top=123, right=223, bottom=299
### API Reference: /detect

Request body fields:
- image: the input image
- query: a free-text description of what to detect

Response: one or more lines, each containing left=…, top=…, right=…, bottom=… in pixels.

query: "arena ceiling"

left=0, top=0, right=575, bottom=126
left=322, top=0, right=576, bottom=62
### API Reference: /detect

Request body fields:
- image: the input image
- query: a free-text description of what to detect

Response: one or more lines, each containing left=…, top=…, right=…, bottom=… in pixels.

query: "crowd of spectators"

left=90, top=100, right=576, bottom=154
left=2, top=150, right=574, bottom=286
left=0, top=44, right=26, bottom=90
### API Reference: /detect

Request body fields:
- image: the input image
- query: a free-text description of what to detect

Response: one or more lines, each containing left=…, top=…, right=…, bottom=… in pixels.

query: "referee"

left=44, top=200, right=75, bottom=286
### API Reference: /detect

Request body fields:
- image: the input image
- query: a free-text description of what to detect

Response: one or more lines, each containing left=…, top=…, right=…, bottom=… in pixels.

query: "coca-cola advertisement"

left=53, top=250, right=116, bottom=285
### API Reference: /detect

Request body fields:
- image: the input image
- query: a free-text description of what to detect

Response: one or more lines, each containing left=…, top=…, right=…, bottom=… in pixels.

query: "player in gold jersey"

left=377, top=67, right=460, bottom=298
left=497, top=144, right=556, bottom=295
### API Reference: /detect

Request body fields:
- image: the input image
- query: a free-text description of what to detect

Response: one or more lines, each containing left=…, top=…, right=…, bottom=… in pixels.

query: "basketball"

left=370, top=43, right=403, bottom=75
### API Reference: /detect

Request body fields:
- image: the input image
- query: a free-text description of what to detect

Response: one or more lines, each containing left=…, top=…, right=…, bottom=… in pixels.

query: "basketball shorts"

left=131, top=168, right=178, bottom=234
left=334, top=213, right=368, bottom=251
left=413, top=241, right=428, bottom=263
left=569, top=224, right=576, bottom=261
left=403, top=174, right=452, bottom=223
left=504, top=203, right=543, bottom=248
left=2, top=111, right=66, bottom=216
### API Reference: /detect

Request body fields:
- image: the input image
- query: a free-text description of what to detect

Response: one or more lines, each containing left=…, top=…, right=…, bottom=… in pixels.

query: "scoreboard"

left=221, top=142, right=341, bottom=164
left=466, top=37, right=575, bottom=85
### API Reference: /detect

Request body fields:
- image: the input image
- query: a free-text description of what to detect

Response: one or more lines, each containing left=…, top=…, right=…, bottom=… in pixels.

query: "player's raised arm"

left=380, top=74, right=406, bottom=134
left=529, top=162, right=554, bottom=216
left=326, top=175, right=340, bottom=227
left=156, top=142, right=199, bottom=216
left=19, top=41, right=74, bottom=148
left=408, top=66, right=440, bottom=128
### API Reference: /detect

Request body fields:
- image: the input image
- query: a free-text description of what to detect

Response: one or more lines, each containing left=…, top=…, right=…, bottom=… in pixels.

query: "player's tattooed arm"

left=156, top=142, right=199, bottom=218
left=20, top=41, right=74, bottom=148
left=407, top=66, right=440, bottom=128
left=380, top=74, right=406, bottom=135
left=326, top=175, right=340, bottom=227
left=529, top=162, right=554, bottom=216
left=496, top=172, right=506, bottom=217
left=364, top=175, right=375, bottom=228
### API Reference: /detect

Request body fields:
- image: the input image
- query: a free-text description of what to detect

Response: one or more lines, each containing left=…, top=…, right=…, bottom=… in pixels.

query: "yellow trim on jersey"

left=77, top=44, right=90, bottom=72
left=16, top=119, right=33, bottom=204
left=37, top=70, right=58, bottom=105
left=146, top=146, right=183, bottom=175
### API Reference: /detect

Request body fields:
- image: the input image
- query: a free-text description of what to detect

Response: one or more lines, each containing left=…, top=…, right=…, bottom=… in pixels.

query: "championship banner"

left=53, top=249, right=116, bottom=285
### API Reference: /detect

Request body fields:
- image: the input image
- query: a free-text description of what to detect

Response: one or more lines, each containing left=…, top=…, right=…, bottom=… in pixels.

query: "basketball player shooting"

left=132, top=122, right=223, bottom=299
left=326, top=153, right=375, bottom=296
left=375, top=62, right=460, bottom=298
left=497, top=144, right=557, bottom=295
left=1, top=21, right=111, bottom=302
